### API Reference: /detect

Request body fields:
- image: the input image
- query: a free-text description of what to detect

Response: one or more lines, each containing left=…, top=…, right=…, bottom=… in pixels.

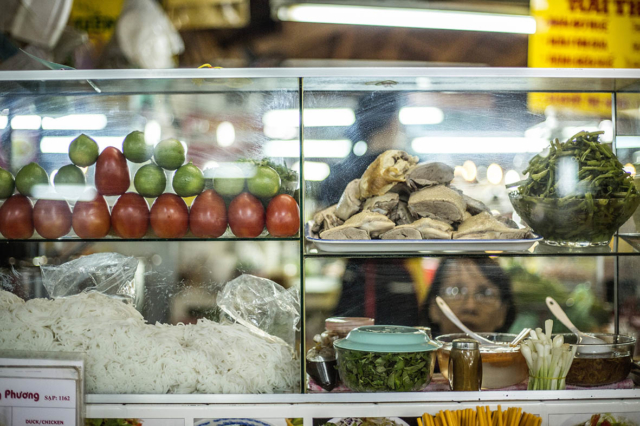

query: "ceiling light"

left=265, top=139, right=352, bottom=158
left=0, top=116, right=7, bottom=130
left=399, top=107, right=444, bottom=125
left=262, top=108, right=355, bottom=128
left=144, top=120, right=162, bottom=146
left=353, top=141, right=368, bottom=156
left=292, top=161, right=331, bottom=181
left=11, top=115, right=41, bottom=130
left=504, top=169, right=522, bottom=185
left=462, top=160, right=477, bottom=182
left=41, top=136, right=126, bottom=154
left=216, top=121, right=236, bottom=147
left=412, top=137, right=549, bottom=154
left=487, top=163, right=503, bottom=185
left=277, top=4, right=536, bottom=34
left=41, top=114, right=107, bottom=130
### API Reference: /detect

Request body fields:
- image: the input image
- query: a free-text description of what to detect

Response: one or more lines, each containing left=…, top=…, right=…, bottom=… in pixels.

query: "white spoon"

left=435, top=296, right=498, bottom=346
left=545, top=296, right=610, bottom=355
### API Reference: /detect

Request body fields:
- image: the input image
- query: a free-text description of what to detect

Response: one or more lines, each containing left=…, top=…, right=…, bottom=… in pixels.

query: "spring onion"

left=519, top=319, right=577, bottom=390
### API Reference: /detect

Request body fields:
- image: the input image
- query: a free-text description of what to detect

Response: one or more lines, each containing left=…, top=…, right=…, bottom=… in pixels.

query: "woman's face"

left=428, top=259, right=507, bottom=335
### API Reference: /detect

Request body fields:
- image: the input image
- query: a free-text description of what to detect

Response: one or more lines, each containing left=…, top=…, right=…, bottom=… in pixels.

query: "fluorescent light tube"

left=42, top=114, right=107, bottom=130
left=11, top=115, right=41, bottom=130
left=41, top=136, right=126, bottom=154
left=263, top=108, right=355, bottom=128
left=399, top=107, right=444, bottom=125
left=292, top=161, right=331, bottom=181
left=0, top=116, right=7, bottom=130
left=265, top=139, right=352, bottom=158
left=278, top=4, right=536, bottom=34
left=412, top=137, right=549, bottom=154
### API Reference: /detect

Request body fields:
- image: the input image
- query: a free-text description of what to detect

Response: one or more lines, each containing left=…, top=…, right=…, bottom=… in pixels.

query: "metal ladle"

left=545, top=296, right=610, bottom=355
left=436, top=296, right=500, bottom=346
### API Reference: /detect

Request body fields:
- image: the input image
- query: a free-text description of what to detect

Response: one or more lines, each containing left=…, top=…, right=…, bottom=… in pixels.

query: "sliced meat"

left=380, top=226, right=422, bottom=240
left=320, top=226, right=370, bottom=240
left=388, top=200, right=415, bottom=225
left=359, top=150, right=419, bottom=198
left=495, top=215, right=519, bottom=229
left=454, top=211, right=532, bottom=240
left=344, top=211, right=395, bottom=238
left=408, top=217, right=453, bottom=239
left=406, top=162, right=454, bottom=189
left=363, top=193, right=399, bottom=216
left=335, top=179, right=362, bottom=221
left=407, top=185, right=467, bottom=224
left=462, top=194, right=491, bottom=215
left=311, top=205, right=343, bottom=235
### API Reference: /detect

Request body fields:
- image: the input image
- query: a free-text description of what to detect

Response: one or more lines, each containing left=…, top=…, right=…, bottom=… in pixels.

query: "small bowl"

left=435, top=333, right=528, bottom=389
left=559, top=333, right=636, bottom=387
left=509, top=192, right=640, bottom=247
left=334, top=325, right=441, bottom=392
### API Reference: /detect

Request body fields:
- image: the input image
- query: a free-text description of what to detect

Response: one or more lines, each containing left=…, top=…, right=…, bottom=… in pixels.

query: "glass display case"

left=1, top=68, right=640, bottom=422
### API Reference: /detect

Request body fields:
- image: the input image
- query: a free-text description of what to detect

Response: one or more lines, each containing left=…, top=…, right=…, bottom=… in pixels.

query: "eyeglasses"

left=439, top=286, right=501, bottom=303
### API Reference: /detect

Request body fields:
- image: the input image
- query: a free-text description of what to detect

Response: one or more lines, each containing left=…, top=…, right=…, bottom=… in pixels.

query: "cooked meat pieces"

left=343, top=211, right=395, bottom=238
left=363, top=193, right=400, bottom=215
left=380, top=226, right=422, bottom=240
left=462, top=194, right=491, bottom=215
left=320, top=225, right=370, bottom=240
left=495, top=215, right=519, bottom=229
left=359, top=150, right=419, bottom=198
left=406, top=162, right=454, bottom=189
left=407, top=185, right=467, bottom=224
left=454, top=211, right=531, bottom=240
left=335, top=179, right=363, bottom=221
left=388, top=200, right=415, bottom=225
left=406, top=217, right=453, bottom=239
left=311, top=205, right=343, bottom=234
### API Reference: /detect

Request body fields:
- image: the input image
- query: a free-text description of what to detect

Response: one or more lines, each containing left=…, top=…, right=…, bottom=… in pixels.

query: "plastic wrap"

left=40, top=253, right=139, bottom=300
left=217, top=274, right=300, bottom=349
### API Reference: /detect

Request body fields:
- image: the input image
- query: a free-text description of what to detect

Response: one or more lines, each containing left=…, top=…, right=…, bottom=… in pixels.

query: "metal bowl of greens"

left=333, top=325, right=441, bottom=392
left=508, top=131, right=640, bottom=246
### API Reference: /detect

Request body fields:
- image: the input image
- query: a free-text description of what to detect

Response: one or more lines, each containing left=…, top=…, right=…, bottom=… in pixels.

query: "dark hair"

left=421, top=257, right=517, bottom=335
left=345, top=91, right=401, bottom=143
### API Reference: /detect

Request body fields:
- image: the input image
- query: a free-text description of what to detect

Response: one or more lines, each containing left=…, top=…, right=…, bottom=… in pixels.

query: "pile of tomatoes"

left=0, top=145, right=300, bottom=240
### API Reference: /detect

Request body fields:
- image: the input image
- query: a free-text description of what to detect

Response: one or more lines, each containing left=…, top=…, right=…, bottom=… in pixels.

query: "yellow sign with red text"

left=529, top=0, right=640, bottom=115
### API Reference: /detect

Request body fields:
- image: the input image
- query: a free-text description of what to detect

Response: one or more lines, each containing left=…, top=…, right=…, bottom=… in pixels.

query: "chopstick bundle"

left=419, top=406, right=541, bottom=426
left=520, top=319, right=577, bottom=390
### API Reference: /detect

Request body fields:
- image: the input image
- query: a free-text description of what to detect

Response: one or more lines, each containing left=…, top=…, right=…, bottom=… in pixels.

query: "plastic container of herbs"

left=333, top=325, right=442, bottom=392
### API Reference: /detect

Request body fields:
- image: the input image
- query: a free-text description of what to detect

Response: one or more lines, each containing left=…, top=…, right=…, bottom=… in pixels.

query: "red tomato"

left=228, top=192, right=265, bottom=238
left=72, top=192, right=111, bottom=238
left=266, top=194, right=300, bottom=237
left=95, top=147, right=130, bottom=196
left=189, top=190, right=227, bottom=238
left=111, top=192, right=149, bottom=239
left=150, top=193, right=189, bottom=238
left=0, top=195, right=33, bottom=239
left=34, top=199, right=71, bottom=239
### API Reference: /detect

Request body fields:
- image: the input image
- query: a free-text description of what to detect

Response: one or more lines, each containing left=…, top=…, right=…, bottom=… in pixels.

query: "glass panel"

left=0, top=83, right=300, bottom=240
left=618, top=256, right=640, bottom=357
left=303, top=88, right=614, bottom=253
left=305, top=255, right=616, bottom=392
left=0, top=240, right=301, bottom=394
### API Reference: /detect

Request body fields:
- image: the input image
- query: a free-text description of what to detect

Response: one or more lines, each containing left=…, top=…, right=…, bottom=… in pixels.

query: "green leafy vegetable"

left=509, top=131, right=640, bottom=244
left=336, top=348, right=433, bottom=392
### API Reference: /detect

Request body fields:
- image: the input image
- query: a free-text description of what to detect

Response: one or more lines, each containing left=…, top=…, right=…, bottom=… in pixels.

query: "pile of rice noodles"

left=0, top=290, right=299, bottom=394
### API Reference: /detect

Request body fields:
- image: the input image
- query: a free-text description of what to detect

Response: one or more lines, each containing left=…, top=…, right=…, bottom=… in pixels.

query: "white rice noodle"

left=0, top=290, right=299, bottom=394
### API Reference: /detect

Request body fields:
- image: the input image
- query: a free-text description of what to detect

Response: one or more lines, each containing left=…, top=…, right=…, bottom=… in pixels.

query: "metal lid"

left=452, top=338, right=479, bottom=350
left=333, top=325, right=442, bottom=353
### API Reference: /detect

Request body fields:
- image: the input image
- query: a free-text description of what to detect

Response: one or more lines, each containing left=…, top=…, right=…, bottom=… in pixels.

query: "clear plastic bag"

left=40, top=253, right=139, bottom=300
left=217, top=274, right=300, bottom=349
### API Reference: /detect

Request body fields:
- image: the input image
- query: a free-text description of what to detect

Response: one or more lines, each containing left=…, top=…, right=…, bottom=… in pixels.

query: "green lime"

left=69, top=134, right=99, bottom=167
left=173, top=162, right=205, bottom=197
left=247, top=165, right=281, bottom=198
left=15, top=162, right=49, bottom=197
left=0, top=167, right=15, bottom=199
left=123, top=131, right=153, bottom=163
left=213, top=163, right=245, bottom=197
left=153, top=138, right=185, bottom=170
left=54, top=164, right=86, bottom=187
left=134, top=163, right=167, bottom=198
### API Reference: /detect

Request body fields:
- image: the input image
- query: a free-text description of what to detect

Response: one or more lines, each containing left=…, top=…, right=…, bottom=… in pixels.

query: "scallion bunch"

left=519, top=320, right=577, bottom=390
